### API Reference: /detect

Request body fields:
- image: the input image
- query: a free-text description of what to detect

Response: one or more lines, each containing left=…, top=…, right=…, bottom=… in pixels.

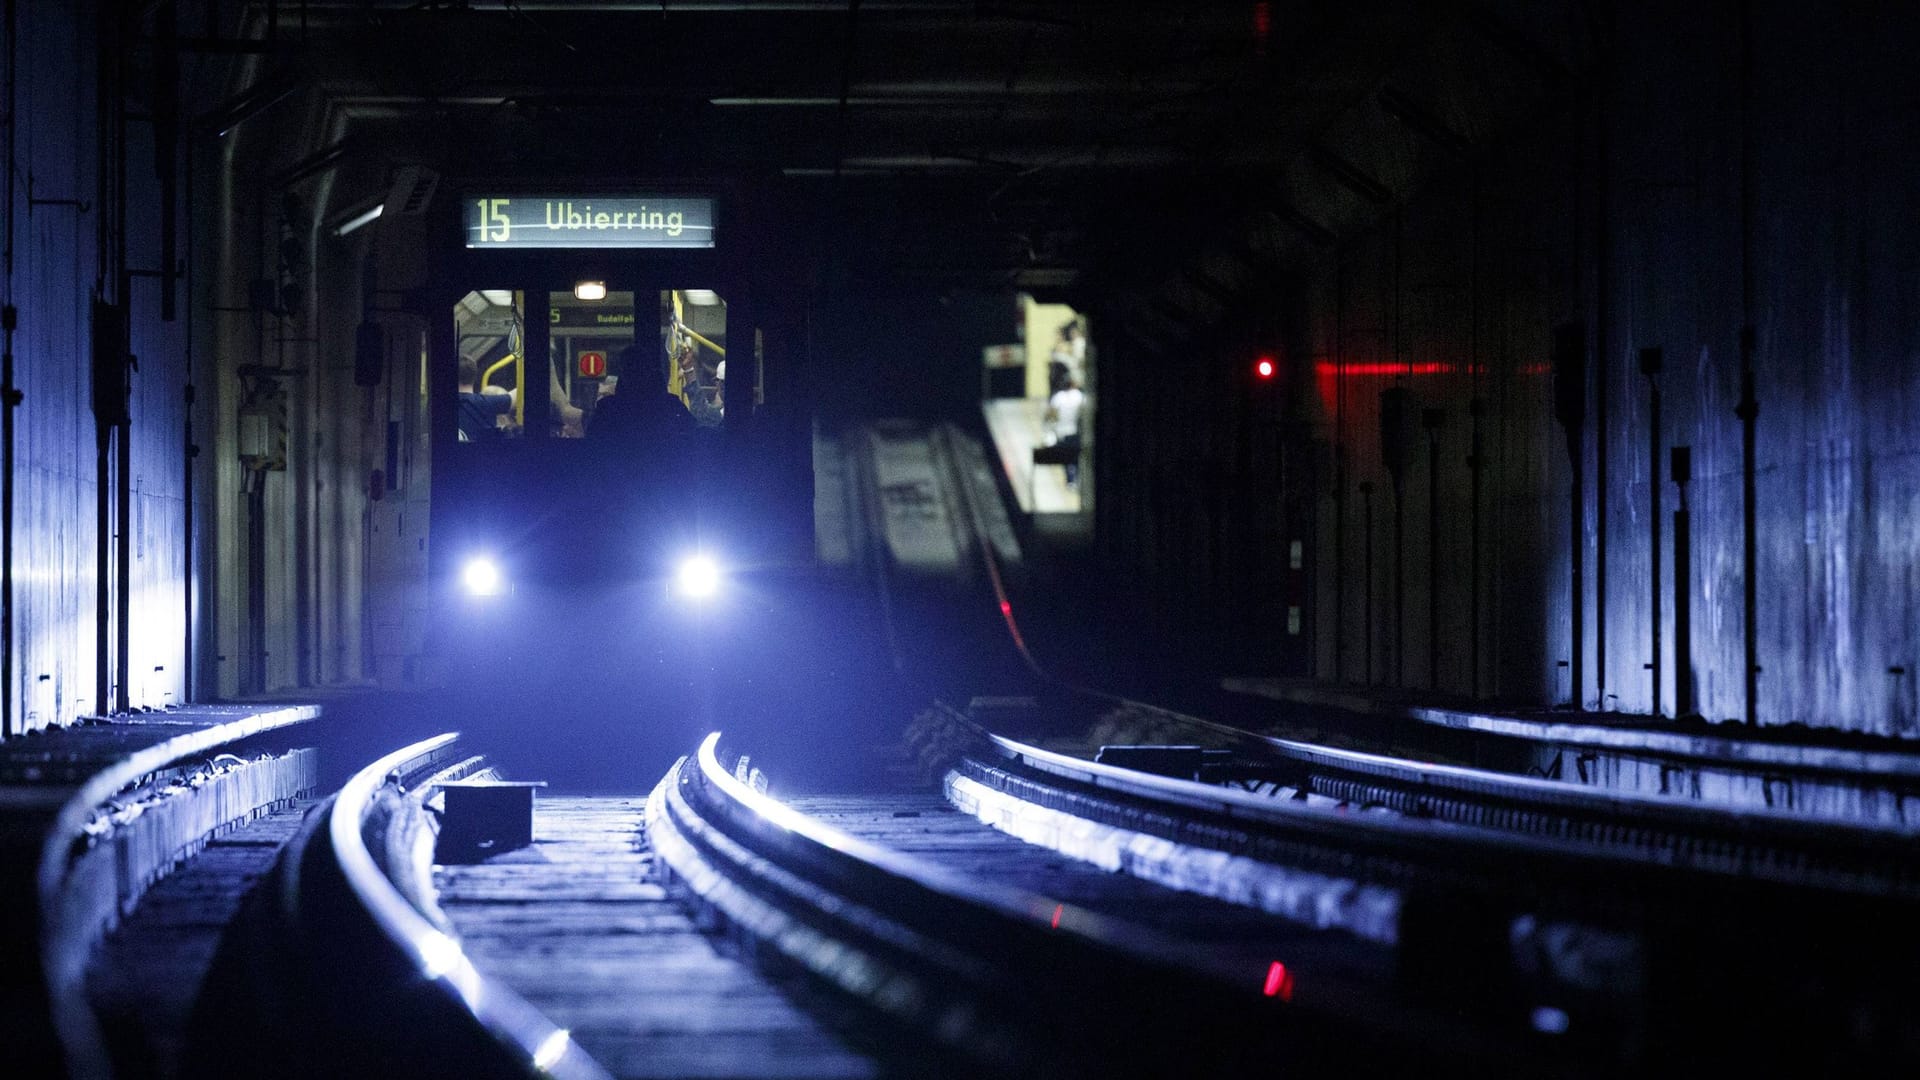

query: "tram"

left=418, top=183, right=813, bottom=776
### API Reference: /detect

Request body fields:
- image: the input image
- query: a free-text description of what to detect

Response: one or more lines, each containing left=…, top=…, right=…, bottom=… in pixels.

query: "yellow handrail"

left=481, top=353, right=516, bottom=389
left=476, top=352, right=525, bottom=430
left=683, top=327, right=725, bottom=358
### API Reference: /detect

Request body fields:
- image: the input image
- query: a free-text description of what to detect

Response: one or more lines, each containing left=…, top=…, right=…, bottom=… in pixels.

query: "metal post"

left=1553, top=323, right=1587, bottom=708
left=1360, top=479, right=1375, bottom=685
left=1672, top=446, right=1693, bottom=718
left=96, top=427, right=112, bottom=714
left=1641, top=347, right=1662, bottom=716
left=184, top=383, right=196, bottom=702
left=1, top=0, right=17, bottom=737
left=1467, top=398, right=1485, bottom=698
left=1423, top=407, right=1444, bottom=691
left=116, top=385, right=131, bottom=715
left=113, top=12, right=132, bottom=716
left=1737, top=0, right=1760, bottom=726
left=1594, top=60, right=1612, bottom=712
left=1466, top=164, right=1482, bottom=700
left=1332, top=253, right=1345, bottom=683
left=1380, top=387, right=1409, bottom=688
left=247, top=474, right=266, bottom=693
left=1332, top=454, right=1346, bottom=682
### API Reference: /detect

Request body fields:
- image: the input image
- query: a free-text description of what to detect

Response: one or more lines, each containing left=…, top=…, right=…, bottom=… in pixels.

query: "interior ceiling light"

left=333, top=202, right=384, bottom=236
left=480, top=290, right=514, bottom=308
left=682, top=289, right=721, bottom=306
left=574, top=280, right=607, bottom=302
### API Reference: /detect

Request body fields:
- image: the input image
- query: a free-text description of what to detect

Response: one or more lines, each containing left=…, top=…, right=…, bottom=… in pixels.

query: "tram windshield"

left=453, top=289, right=526, bottom=440
left=550, top=288, right=728, bottom=438
left=454, top=288, right=730, bottom=441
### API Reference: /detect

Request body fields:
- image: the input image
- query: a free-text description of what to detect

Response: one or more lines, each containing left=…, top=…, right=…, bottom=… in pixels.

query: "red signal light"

left=1255, top=356, right=1276, bottom=380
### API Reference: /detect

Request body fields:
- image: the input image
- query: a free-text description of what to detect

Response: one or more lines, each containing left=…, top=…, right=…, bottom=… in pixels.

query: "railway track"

left=98, top=422, right=1917, bottom=1076
left=192, top=731, right=908, bottom=1080
left=192, top=733, right=607, bottom=1079
left=821, top=420, right=1920, bottom=1068
left=1153, top=704, right=1920, bottom=898
left=647, top=732, right=1588, bottom=1078
left=867, top=418, right=1920, bottom=900
left=166, top=714, right=1917, bottom=1077
left=640, top=717, right=1920, bottom=1075
left=855, top=418, right=1920, bottom=825
left=10, top=705, right=319, bottom=1078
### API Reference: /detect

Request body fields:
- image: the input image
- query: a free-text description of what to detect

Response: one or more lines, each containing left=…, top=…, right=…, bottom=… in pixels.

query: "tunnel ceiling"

left=211, top=1, right=1585, bottom=313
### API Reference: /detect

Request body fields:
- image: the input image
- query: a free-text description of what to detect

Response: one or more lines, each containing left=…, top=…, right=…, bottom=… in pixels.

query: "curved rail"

left=36, top=705, right=318, bottom=1079
left=929, top=713, right=1920, bottom=1069
left=324, top=732, right=608, bottom=1079
left=648, top=731, right=1550, bottom=1078
left=933, top=425, right=1920, bottom=898
left=1160, top=706, right=1920, bottom=899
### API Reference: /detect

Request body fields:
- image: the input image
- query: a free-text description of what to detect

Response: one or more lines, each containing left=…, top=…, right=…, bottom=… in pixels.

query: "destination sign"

left=551, top=307, right=636, bottom=331
left=465, top=195, right=715, bottom=249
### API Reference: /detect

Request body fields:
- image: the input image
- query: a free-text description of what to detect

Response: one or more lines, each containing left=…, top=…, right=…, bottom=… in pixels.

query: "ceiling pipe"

left=197, top=63, right=301, bottom=137
left=831, top=146, right=1198, bottom=170
left=280, top=1, right=1035, bottom=13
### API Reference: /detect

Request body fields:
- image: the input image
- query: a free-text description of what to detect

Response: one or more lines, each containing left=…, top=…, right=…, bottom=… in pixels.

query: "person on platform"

left=1044, top=374, right=1085, bottom=487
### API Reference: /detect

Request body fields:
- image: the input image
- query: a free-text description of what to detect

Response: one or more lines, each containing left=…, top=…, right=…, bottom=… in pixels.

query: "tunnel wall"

left=5, top=2, right=195, bottom=734
left=206, top=94, right=413, bottom=699
left=1095, top=2, right=1920, bottom=737
left=1294, top=3, right=1919, bottom=733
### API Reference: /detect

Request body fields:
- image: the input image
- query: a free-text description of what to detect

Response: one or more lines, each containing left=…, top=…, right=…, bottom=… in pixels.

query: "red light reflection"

left=999, top=599, right=1012, bottom=617
left=1317, top=361, right=1453, bottom=377
left=1262, top=960, right=1295, bottom=1001
left=1050, top=904, right=1063, bottom=930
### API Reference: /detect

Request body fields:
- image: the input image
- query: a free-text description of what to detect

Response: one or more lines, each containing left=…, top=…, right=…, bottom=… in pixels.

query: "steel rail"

left=325, top=732, right=608, bottom=1080
left=935, top=421, right=1920, bottom=899
left=931, top=715, right=1920, bottom=1068
left=1180, top=713, right=1920, bottom=899
left=951, top=719, right=1918, bottom=930
left=649, top=731, right=1567, bottom=1077
left=36, top=705, right=319, bottom=1079
left=1222, top=681, right=1920, bottom=782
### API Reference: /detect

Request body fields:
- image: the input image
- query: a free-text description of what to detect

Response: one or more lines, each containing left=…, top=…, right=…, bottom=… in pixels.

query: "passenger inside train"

left=537, top=288, right=729, bottom=437
left=457, top=356, right=515, bottom=441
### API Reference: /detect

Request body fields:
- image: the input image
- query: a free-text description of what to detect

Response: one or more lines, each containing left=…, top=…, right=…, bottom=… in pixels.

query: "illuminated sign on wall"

left=465, top=196, right=715, bottom=249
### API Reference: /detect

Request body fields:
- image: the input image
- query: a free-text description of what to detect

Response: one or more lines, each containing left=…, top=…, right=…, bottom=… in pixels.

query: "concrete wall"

left=208, top=96, right=415, bottom=699
left=1, top=4, right=421, bottom=734
left=6, top=1, right=194, bottom=733
left=1292, top=2, right=1920, bottom=733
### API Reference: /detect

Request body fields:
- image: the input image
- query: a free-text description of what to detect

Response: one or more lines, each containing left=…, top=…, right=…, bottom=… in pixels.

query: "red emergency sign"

left=577, top=350, right=607, bottom=378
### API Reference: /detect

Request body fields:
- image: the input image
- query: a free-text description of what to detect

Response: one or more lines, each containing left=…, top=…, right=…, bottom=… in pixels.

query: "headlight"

left=673, top=554, right=722, bottom=600
left=461, top=555, right=506, bottom=597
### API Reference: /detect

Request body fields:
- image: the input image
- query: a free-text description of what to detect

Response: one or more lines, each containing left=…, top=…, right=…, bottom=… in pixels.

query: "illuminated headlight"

left=461, top=556, right=505, bottom=597
left=673, top=554, right=723, bottom=600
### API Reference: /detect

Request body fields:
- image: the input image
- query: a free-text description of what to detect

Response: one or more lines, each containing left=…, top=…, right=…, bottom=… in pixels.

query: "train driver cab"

left=424, top=189, right=799, bottom=731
